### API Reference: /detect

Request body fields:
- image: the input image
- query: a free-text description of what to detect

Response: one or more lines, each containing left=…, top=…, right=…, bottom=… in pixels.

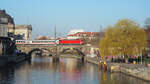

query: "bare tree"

left=145, top=18, right=150, bottom=47
left=35, top=36, right=50, bottom=40
left=145, top=18, right=150, bottom=29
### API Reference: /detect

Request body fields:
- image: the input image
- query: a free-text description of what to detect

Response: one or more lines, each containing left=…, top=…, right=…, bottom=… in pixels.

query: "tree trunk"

left=124, top=54, right=129, bottom=63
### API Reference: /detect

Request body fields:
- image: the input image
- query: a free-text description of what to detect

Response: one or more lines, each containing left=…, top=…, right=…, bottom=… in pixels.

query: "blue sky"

left=1, top=0, right=150, bottom=38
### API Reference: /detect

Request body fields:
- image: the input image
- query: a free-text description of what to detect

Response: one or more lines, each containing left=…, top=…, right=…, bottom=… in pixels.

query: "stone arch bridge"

left=16, top=44, right=90, bottom=57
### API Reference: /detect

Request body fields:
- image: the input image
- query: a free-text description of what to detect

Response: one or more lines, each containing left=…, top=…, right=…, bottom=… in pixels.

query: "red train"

left=59, top=39, right=84, bottom=45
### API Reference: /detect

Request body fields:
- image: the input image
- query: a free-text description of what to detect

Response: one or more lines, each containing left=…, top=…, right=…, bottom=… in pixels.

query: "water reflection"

left=0, top=56, right=150, bottom=84
left=99, top=69, right=150, bottom=84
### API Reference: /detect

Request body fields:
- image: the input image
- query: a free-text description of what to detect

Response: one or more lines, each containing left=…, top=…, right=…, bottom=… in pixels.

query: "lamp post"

left=141, top=53, right=142, bottom=65
left=53, top=26, right=59, bottom=62
left=55, top=26, right=57, bottom=56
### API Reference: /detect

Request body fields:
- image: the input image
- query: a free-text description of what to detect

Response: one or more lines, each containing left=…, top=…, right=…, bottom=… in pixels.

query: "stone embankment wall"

left=119, top=63, right=150, bottom=82
left=84, top=57, right=150, bottom=82
left=60, top=54, right=150, bottom=82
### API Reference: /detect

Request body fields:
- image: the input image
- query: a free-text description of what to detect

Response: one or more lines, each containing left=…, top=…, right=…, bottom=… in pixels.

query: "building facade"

left=0, top=10, right=32, bottom=40
left=0, top=10, right=14, bottom=37
left=8, top=24, right=32, bottom=40
left=0, top=24, right=8, bottom=37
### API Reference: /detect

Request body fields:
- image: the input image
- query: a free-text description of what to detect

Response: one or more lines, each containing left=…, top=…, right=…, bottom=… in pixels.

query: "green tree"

left=99, top=19, right=147, bottom=62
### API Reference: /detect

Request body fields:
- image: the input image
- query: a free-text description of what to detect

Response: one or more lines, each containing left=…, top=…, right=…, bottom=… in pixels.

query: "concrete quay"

left=83, top=57, right=150, bottom=82
left=119, top=63, right=150, bottom=82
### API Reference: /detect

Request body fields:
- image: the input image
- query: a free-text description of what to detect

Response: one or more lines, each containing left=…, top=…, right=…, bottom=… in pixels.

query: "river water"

left=0, top=56, right=149, bottom=84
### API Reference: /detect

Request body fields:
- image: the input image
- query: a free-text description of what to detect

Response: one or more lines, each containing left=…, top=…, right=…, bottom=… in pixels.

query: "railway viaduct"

left=16, top=44, right=91, bottom=57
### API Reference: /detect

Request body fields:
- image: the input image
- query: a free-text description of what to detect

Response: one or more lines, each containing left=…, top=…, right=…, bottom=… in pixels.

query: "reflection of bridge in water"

left=16, top=44, right=91, bottom=61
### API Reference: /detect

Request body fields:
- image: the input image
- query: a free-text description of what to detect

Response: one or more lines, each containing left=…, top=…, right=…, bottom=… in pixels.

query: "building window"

left=0, top=18, right=8, bottom=23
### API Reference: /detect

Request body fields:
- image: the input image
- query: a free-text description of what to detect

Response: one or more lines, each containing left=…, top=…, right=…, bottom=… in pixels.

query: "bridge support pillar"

left=81, top=56, right=86, bottom=63
left=52, top=55, right=59, bottom=62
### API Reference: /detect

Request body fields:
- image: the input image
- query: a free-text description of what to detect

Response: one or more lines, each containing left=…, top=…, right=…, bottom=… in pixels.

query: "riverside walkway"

left=78, top=56, right=150, bottom=82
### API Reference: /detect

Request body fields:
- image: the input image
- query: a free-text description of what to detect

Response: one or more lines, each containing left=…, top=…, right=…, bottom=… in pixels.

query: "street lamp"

left=54, top=26, right=57, bottom=57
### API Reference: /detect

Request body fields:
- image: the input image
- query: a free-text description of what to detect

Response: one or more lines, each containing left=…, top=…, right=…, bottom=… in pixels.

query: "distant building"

left=0, top=10, right=14, bottom=37
left=35, top=36, right=51, bottom=40
left=67, top=32, right=104, bottom=39
left=67, top=34, right=79, bottom=39
left=68, top=29, right=84, bottom=35
left=8, top=24, right=32, bottom=40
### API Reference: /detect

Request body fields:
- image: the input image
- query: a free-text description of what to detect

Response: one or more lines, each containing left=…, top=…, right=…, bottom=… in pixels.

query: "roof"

left=0, top=10, right=14, bottom=24
left=67, top=32, right=104, bottom=37
left=67, top=34, right=77, bottom=36
left=8, top=24, right=32, bottom=30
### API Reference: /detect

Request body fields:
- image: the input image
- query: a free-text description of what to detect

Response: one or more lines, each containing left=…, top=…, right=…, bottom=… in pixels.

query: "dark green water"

left=0, top=56, right=149, bottom=84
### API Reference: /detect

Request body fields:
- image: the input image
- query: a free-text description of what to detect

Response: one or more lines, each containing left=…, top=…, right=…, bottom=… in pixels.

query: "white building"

left=67, top=32, right=102, bottom=39
left=67, top=29, right=84, bottom=39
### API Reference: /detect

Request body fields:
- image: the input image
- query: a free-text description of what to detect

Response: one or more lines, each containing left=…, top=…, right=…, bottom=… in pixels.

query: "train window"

left=33, top=41, right=36, bottom=43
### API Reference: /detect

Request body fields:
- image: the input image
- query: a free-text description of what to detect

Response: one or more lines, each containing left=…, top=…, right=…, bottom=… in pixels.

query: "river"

left=0, top=56, right=149, bottom=84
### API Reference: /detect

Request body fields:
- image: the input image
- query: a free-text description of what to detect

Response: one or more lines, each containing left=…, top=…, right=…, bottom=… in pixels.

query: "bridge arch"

left=28, top=48, right=43, bottom=56
left=41, top=48, right=54, bottom=56
left=28, top=48, right=54, bottom=56
left=61, top=48, right=85, bottom=57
